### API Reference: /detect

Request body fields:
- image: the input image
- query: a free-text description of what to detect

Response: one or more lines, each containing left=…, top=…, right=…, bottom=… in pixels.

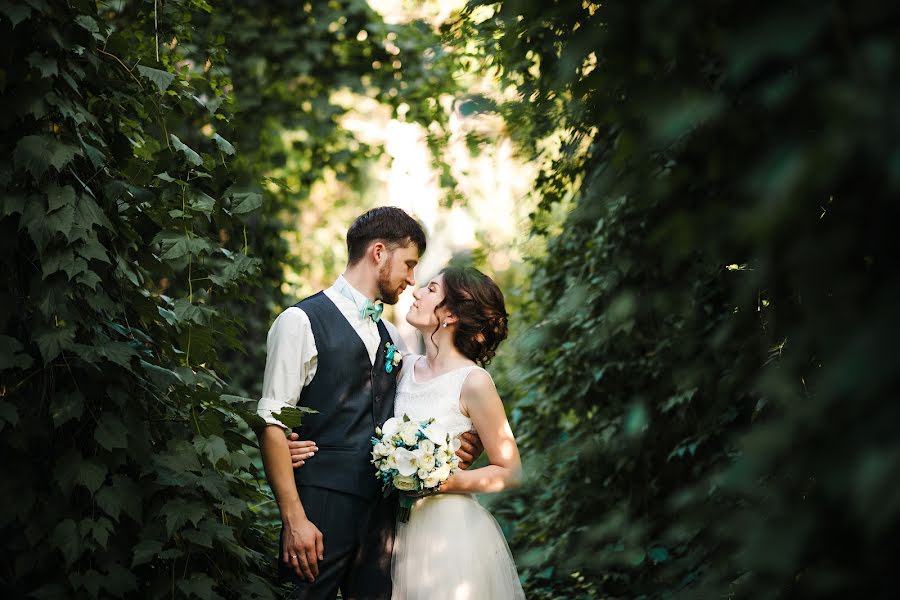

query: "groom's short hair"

left=346, top=206, right=427, bottom=265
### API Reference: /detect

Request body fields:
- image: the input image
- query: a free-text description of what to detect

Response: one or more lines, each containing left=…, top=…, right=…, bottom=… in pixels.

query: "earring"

left=443, top=322, right=448, bottom=328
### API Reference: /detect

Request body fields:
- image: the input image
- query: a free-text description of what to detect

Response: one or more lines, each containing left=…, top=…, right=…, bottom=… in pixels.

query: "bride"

left=391, top=266, right=525, bottom=600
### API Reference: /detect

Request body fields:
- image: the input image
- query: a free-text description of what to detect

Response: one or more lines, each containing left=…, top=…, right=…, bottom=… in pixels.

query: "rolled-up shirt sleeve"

left=256, top=307, right=318, bottom=429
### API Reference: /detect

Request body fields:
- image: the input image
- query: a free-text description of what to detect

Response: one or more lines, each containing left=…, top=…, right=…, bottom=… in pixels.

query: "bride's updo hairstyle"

left=436, top=266, right=509, bottom=367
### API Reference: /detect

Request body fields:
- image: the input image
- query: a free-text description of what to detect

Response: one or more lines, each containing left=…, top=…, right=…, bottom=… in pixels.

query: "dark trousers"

left=279, top=486, right=396, bottom=600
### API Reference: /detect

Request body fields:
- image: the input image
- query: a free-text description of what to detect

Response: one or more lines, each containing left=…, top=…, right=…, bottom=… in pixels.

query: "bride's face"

left=406, top=274, right=450, bottom=330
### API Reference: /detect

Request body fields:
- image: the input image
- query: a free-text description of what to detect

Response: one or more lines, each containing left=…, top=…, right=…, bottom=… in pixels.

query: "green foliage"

left=0, top=0, right=278, bottom=596
left=2, top=0, right=464, bottom=596
left=463, top=0, right=900, bottom=598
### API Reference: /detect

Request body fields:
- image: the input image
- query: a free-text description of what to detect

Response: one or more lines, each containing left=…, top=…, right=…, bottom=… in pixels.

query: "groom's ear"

left=369, top=241, right=387, bottom=264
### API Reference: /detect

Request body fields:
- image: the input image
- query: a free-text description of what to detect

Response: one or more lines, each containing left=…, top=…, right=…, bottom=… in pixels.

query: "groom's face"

left=376, top=243, right=420, bottom=304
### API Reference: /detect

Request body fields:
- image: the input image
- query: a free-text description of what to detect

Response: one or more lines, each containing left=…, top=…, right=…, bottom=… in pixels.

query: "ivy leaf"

left=132, top=539, right=165, bottom=567
left=137, top=65, right=175, bottom=94
left=74, top=459, right=107, bottom=494
left=34, top=324, right=75, bottom=362
left=154, top=440, right=202, bottom=473
left=94, top=411, right=128, bottom=450
left=0, top=193, right=26, bottom=217
left=189, top=190, right=216, bottom=214
left=50, top=390, right=84, bottom=427
left=0, top=335, right=34, bottom=370
left=44, top=183, right=76, bottom=211
left=159, top=498, right=207, bottom=537
left=76, top=238, right=111, bottom=264
left=0, top=1, right=32, bottom=28
left=45, top=203, right=76, bottom=240
left=212, top=133, right=235, bottom=155
left=170, top=134, right=203, bottom=166
left=42, top=248, right=88, bottom=280
left=74, top=14, right=98, bottom=33
left=27, top=51, right=57, bottom=78
left=14, top=135, right=82, bottom=180
left=75, top=194, right=114, bottom=231
left=101, top=563, right=138, bottom=596
left=154, top=231, right=213, bottom=260
left=271, top=405, right=318, bottom=429
left=194, top=435, right=229, bottom=467
left=178, top=574, right=221, bottom=600
left=230, top=192, right=262, bottom=214
left=51, top=519, right=81, bottom=566
left=0, top=401, right=19, bottom=430
left=86, top=516, right=114, bottom=548
left=96, top=340, right=138, bottom=367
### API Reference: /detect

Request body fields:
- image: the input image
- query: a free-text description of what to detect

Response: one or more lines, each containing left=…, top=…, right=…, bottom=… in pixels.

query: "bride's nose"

left=412, top=288, right=422, bottom=300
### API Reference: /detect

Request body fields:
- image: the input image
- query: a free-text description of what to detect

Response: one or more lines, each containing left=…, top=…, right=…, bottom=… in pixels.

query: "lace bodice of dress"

left=394, top=355, right=481, bottom=437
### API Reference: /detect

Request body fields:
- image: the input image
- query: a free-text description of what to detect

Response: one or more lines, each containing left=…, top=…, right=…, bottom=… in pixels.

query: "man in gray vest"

left=257, top=207, right=480, bottom=599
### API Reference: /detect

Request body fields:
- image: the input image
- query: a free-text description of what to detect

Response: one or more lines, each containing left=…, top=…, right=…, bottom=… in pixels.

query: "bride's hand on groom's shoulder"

left=287, top=432, right=317, bottom=469
left=456, top=431, right=484, bottom=470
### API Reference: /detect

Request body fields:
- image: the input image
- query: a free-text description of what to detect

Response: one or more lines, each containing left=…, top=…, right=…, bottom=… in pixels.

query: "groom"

left=257, top=207, right=480, bottom=600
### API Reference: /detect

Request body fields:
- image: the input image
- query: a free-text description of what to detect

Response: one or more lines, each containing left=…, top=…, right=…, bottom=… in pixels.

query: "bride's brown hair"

left=434, top=266, right=509, bottom=367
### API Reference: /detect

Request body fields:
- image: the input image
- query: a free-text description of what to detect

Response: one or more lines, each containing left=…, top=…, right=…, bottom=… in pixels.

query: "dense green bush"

left=465, top=1, right=900, bottom=597
left=0, top=0, right=457, bottom=597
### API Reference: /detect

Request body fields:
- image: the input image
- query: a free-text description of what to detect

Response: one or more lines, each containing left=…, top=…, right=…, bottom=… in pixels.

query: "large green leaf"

left=13, top=135, right=82, bottom=180
left=51, top=519, right=81, bottom=566
left=170, top=134, right=203, bottom=166
left=0, top=335, right=34, bottom=370
left=159, top=497, right=208, bottom=537
left=94, top=412, right=128, bottom=450
left=137, top=64, right=175, bottom=94
left=229, top=191, right=262, bottom=214
left=50, top=390, right=84, bottom=427
left=34, top=324, right=76, bottom=362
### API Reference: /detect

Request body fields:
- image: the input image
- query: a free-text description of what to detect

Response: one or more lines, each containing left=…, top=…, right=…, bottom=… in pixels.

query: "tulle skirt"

left=391, top=493, right=525, bottom=600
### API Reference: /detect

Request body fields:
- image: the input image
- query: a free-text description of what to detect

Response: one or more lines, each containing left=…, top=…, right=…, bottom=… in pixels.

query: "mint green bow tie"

left=360, top=300, right=384, bottom=323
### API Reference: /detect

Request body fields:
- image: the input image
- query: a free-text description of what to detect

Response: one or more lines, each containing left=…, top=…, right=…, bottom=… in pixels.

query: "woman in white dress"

left=391, top=266, right=525, bottom=600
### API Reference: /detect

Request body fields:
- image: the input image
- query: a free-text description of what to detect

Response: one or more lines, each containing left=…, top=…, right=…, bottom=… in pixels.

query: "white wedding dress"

left=391, top=355, right=525, bottom=600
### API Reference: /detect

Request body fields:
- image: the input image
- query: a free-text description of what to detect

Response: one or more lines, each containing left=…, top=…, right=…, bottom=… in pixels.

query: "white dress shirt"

left=256, top=275, right=406, bottom=429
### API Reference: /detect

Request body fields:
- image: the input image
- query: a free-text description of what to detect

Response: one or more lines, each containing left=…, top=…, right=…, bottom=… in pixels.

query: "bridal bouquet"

left=371, top=415, right=461, bottom=522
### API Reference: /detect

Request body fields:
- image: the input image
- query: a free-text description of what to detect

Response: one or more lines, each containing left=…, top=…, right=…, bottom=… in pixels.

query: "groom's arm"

left=256, top=308, right=323, bottom=582
left=260, top=427, right=323, bottom=582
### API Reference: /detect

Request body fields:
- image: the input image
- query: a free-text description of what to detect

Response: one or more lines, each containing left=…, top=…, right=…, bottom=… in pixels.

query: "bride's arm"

left=440, top=370, right=522, bottom=494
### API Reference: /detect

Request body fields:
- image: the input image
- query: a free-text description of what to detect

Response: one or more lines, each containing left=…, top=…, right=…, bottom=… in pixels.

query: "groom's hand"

left=282, top=515, right=324, bottom=583
left=287, top=433, right=317, bottom=469
left=456, top=431, right=484, bottom=470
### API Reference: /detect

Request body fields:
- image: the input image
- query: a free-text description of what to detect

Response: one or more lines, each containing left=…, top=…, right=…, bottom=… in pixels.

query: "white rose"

left=379, top=461, right=391, bottom=472
left=423, top=473, right=441, bottom=488
left=418, top=453, right=436, bottom=471
left=399, top=421, right=421, bottom=446
left=393, top=447, right=418, bottom=476
left=417, top=468, right=430, bottom=480
left=385, top=452, right=398, bottom=470
left=374, top=442, right=392, bottom=457
left=381, top=417, right=401, bottom=439
left=393, top=474, right=418, bottom=491
left=434, top=463, right=453, bottom=483
left=419, top=439, right=435, bottom=455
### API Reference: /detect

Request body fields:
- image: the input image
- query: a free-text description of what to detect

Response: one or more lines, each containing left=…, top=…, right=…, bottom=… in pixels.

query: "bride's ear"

left=443, top=314, right=459, bottom=328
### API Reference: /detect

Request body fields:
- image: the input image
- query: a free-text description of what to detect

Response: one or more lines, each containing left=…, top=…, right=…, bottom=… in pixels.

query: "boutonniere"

left=384, top=342, right=402, bottom=374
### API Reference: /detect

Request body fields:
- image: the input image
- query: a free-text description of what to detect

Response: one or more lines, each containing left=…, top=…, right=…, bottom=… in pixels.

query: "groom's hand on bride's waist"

left=287, top=432, right=317, bottom=469
left=456, top=431, right=484, bottom=470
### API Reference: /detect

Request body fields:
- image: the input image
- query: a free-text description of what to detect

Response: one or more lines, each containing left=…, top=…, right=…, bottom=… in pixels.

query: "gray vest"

left=291, top=292, right=398, bottom=498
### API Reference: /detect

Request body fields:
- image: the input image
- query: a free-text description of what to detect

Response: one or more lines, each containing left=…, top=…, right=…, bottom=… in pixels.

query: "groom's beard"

left=377, top=260, right=401, bottom=305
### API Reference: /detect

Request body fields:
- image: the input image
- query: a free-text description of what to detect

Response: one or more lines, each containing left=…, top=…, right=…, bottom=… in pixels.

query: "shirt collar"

left=332, top=274, right=375, bottom=309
